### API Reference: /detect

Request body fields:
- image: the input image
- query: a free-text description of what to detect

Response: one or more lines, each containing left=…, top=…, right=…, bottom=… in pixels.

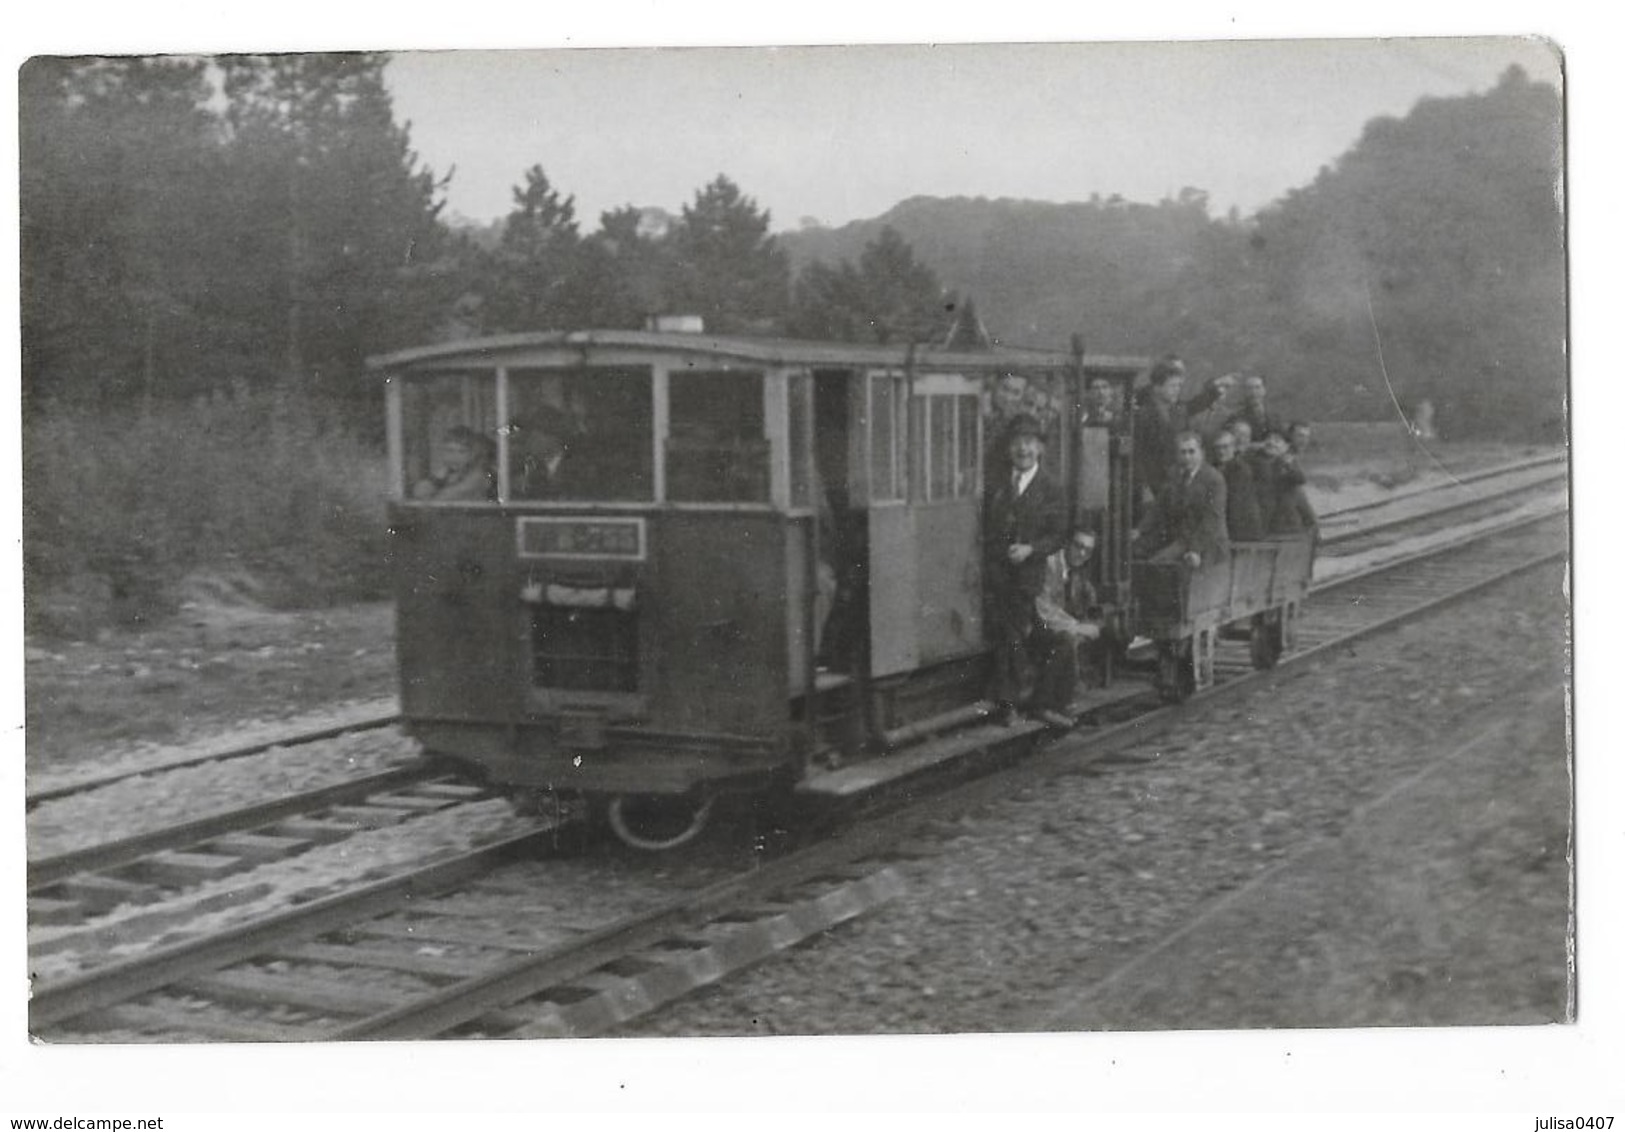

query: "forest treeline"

left=19, top=55, right=1564, bottom=630
left=23, top=56, right=1563, bottom=436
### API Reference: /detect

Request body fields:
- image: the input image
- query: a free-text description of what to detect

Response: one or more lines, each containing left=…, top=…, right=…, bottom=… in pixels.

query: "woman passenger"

left=413, top=426, right=496, bottom=502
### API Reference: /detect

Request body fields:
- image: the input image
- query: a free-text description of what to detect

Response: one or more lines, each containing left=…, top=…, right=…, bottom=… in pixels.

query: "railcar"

left=370, top=325, right=1311, bottom=848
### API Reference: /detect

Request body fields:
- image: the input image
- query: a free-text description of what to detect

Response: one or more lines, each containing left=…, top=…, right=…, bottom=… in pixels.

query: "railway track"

left=1316, top=461, right=1565, bottom=559
left=29, top=500, right=1566, bottom=1042
left=26, top=764, right=499, bottom=933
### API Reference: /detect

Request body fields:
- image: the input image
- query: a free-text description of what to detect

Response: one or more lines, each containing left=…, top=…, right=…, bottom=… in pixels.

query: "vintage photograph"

left=16, top=31, right=1572, bottom=1071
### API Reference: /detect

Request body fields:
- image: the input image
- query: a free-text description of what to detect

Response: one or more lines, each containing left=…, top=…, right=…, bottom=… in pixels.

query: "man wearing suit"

left=1131, top=354, right=1224, bottom=522
left=1132, top=431, right=1229, bottom=568
left=984, top=414, right=1066, bottom=725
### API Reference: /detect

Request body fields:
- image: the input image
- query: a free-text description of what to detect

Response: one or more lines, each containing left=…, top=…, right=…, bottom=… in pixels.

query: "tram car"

left=370, top=325, right=1311, bottom=848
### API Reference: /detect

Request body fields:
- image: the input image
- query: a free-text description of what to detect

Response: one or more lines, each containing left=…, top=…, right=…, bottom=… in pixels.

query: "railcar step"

left=1064, top=684, right=1152, bottom=718
left=799, top=718, right=1044, bottom=799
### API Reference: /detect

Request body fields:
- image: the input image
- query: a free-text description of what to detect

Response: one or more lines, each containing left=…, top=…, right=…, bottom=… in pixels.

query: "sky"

left=385, top=38, right=1563, bottom=232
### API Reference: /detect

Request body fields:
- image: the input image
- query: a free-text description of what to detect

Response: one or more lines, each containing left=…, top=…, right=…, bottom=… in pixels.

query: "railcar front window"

left=667, top=370, right=769, bottom=503
left=507, top=367, right=654, bottom=502
left=400, top=372, right=498, bottom=502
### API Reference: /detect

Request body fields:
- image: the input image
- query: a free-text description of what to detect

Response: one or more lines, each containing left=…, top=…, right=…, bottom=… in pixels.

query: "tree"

left=788, top=226, right=950, bottom=344
left=666, top=175, right=791, bottom=333
left=20, top=56, right=223, bottom=412
left=569, top=205, right=674, bottom=329
left=216, top=53, right=449, bottom=408
left=476, top=164, right=588, bottom=332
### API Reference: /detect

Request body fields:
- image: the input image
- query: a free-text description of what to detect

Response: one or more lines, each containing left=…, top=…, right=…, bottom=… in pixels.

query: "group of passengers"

left=411, top=405, right=591, bottom=504
left=986, top=355, right=1319, bottom=730
left=1131, top=356, right=1318, bottom=555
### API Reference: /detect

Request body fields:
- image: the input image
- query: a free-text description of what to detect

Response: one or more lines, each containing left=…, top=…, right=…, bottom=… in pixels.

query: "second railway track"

left=29, top=502, right=1567, bottom=1042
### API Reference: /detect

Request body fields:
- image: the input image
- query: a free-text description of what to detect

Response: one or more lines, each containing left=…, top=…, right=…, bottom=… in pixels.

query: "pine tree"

left=667, top=175, right=790, bottom=333
left=20, top=56, right=222, bottom=411
left=478, top=164, right=587, bottom=332
left=216, top=53, right=448, bottom=407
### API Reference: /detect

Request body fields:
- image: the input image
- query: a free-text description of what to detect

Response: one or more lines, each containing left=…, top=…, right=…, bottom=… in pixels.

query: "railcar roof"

left=366, top=329, right=1147, bottom=373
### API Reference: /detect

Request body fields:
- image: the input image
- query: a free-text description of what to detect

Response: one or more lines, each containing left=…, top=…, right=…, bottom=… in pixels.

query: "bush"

left=23, top=389, right=392, bottom=635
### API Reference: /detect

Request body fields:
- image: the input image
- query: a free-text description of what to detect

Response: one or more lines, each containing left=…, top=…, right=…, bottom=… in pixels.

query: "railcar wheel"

left=605, top=792, right=715, bottom=852
left=1250, top=612, right=1284, bottom=670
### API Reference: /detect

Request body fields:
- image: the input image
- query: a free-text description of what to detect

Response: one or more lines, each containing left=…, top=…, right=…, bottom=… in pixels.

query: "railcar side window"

left=920, top=391, right=982, bottom=501
left=507, top=367, right=654, bottom=502
left=667, top=370, right=769, bottom=503
left=400, top=372, right=498, bottom=502
left=928, top=396, right=955, bottom=500
left=957, top=393, right=981, bottom=496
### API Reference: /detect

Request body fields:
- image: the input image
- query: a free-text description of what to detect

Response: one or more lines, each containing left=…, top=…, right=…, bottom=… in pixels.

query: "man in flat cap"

left=983, top=413, right=1066, bottom=725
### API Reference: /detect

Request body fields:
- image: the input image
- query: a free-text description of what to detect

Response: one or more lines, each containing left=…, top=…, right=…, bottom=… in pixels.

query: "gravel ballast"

left=621, top=563, right=1570, bottom=1036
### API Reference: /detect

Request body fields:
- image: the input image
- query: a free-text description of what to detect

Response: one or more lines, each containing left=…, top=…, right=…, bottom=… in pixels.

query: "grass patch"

left=23, top=390, right=392, bottom=637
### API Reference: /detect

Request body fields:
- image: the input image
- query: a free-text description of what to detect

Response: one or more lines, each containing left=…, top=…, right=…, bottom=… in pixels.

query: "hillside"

left=780, top=66, right=1565, bottom=437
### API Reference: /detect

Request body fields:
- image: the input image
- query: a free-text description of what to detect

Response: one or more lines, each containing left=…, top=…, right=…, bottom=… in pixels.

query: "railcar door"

left=862, top=369, right=986, bottom=677
left=912, top=374, right=985, bottom=665
left=864, top=368, right=918, bottom=676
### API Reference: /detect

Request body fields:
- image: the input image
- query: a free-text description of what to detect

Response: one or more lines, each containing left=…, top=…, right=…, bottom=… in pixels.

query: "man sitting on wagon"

left=1030, top=528, right=1105, bottom=728
left=1131, top=430, right=1229, bottom=569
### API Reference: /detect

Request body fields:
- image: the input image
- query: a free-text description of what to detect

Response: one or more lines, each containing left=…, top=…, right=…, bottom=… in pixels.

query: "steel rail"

left=27, top=825, right=562, bottom=1028
left=27, top=759, right=441, bottom=891
left=30, top=507, right=1567, bottom=1038
left=1318, top=475, right=1566, bottom=548
left=1312, top=451, right=1565, bottom=522
left=27, top=706, right=403, bottom=809
left=1313, top=503, right=1566, bottom=592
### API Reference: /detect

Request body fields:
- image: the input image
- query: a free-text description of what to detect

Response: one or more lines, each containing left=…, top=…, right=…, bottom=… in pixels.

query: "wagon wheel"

left=1250, top=612, right=1284, bottom=670
left=605, top=792, right=716, bottom=852
left=1155, top=642, right=1197, bottom=703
